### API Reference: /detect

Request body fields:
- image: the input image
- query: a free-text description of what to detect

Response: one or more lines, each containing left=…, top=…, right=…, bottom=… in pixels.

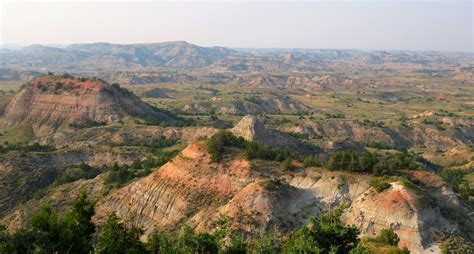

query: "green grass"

left=0, top=125, right=33, bottom=144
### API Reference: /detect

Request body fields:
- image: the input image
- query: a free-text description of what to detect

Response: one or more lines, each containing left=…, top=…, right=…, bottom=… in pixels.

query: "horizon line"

left=1, top=41, right=473, bottom=54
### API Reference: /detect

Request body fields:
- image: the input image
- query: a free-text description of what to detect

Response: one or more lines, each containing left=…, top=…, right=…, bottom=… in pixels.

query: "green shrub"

left=0, top=142, right=55, bottom=154
left=54, top=163, right=101, bottom=186
left=282, top=206, right=360, bottom=254
left=439, top=169, right=474, bottom=199
left=110, top=135, right=177, bottom=150
left=54, top=82, right=63, bottom=90
left=104, top=150, right=178, bottom=187
left=281, top=228, right=320, bottom=254
left=369, top=228, right=400, bottom=246
left=370, top=178, right=391, bottom=192
left=142, top=150, right=179, bottom=169
left=365, top=142, right=394, bottom=150
left=95, top=214, right=146, bottom=254
left=2, top=192, right=96, bottom=253
left=282, top=157, right=293, bottom=171
left=284, top=132, right=310, bottom=140
left=146, top=231, right=174, bottom=254
left=349, top=244, right=372, bottom=254
left=105, top=163, right=131, bottom=187
left=302, top=154, right=322, bottom=167
left=207, top=130, right=246, bottom=162
left=244, top=141, right=290, bottom=162
left=385, top=247, right=410, bottom=254
left=259, top=179, right=288, bottom=191
left=224, top=237, right=247, bottom=254
left=69, top=120, right=107, bottom=129
left=325, top=151, right=377, bottom=173
left=325, top=150, right=423, bottom=176
left=337, top=177, right=347, bottom=190
left=251, top=237, right=275, bottom=254
left=175, top=225, right=219, bottom=254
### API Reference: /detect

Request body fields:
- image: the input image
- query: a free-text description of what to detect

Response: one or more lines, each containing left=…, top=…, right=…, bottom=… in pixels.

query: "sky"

left=1, top=1, right=473, bottom=52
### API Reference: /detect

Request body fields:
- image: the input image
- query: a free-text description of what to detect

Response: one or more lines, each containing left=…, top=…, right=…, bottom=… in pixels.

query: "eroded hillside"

left=0, top=50, right=472, bottom=253
left=0, top=75, right=178, bottom=136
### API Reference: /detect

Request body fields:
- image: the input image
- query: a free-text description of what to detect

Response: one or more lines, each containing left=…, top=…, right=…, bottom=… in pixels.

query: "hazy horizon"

left=1, top=41, right=473, bottom=54
left=1, top=1, right=473, bottom=52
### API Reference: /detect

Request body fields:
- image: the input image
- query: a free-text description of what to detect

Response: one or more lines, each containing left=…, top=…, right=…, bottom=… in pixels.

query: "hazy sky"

left=1, top=1, right=473, bottom=52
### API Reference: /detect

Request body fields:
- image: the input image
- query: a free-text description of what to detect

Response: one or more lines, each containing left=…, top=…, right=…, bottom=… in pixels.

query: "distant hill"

left=2, top=41, right=470, bottom=73
left=0, top=41, right=249, bottom=71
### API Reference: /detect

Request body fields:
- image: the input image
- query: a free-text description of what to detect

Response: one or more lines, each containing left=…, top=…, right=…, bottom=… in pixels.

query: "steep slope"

left=93, top=141, right=324, bottom=238
left=290, top=171, right=474, bottom=253
left=342, top=182, right=453, bottom=253
left=191, top=179, right=323, bottom=238
left=0, top=75, right=176, bottom=136
left=94, top=142, right=260, bottom=235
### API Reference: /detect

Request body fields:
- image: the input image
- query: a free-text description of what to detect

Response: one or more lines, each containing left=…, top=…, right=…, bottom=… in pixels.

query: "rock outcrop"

left=231, top=115, right=269, bottom=141
left=290, top=170, right=474, bottom=253
left=231, top=115, right=301, bottom=149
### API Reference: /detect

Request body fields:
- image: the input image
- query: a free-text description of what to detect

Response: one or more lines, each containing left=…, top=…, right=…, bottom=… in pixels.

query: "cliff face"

left=341, top=182, right=452, bottom=253
left=0, top=76, right=174, bottom=136
left=93, top=142, right=324, bottom=238
left=191, top=179, right=323, bottom=238
left=290, top=171, right=474, bottom=253
left=94, top=142, right=259, bottom=235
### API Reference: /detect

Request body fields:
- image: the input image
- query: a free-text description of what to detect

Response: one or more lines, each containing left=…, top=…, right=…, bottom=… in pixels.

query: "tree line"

left=0, top=193, right=409, bottom=254
left=207, top=131, right=426, bottom=177
left=0, top=142, right=55, bottom=154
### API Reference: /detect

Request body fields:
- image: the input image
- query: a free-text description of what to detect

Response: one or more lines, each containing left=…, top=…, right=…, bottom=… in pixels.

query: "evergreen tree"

left=146, top=231, right=174, bottom=254
left=95, top=213, right=146, bottom=254
left=282, top=206, right=360, bottom=254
